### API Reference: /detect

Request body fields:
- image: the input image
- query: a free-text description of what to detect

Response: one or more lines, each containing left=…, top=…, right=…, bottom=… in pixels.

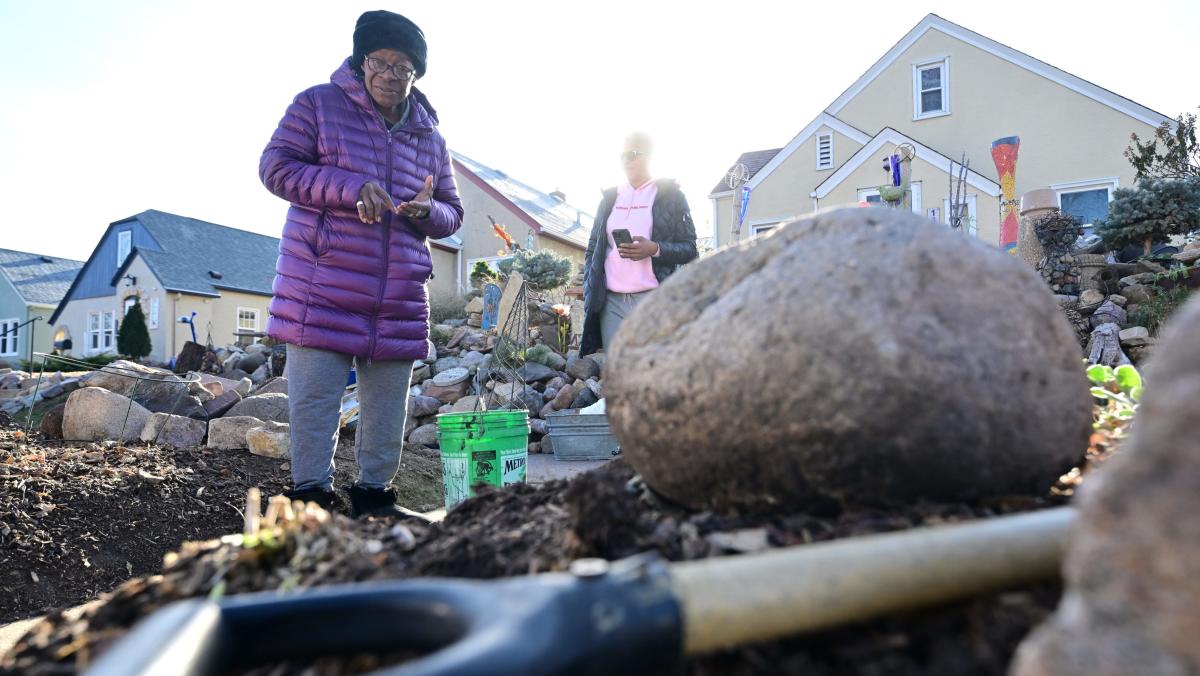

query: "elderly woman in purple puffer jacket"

left=259, top=10, right=463, bottom=518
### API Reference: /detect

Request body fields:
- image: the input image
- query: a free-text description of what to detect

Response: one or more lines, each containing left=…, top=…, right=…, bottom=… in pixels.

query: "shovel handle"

left=672, top=506, right=1075, bottom=654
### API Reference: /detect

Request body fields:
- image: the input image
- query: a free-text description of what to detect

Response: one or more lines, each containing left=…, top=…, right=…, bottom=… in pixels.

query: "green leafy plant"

left=497, top=249, right=573, bottom=291
left=1128, top=285, right=1192, bottom=336
left=1095, top=178, right=1200, bottom=256
left=1125, top=108, right=1199, bottom=180
left=469, top=261, right=498, bottom=289
left=117, top=302, right=152, bottom=360
left=19, top=353, right=119, bottom=372
left=1087, top=364, right=1142, bottom=437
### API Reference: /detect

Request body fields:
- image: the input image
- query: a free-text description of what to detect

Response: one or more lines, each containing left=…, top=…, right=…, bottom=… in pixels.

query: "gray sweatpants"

left=600, top=290, right=651, bottom=350
left=286, top=344, right=414, bottom=491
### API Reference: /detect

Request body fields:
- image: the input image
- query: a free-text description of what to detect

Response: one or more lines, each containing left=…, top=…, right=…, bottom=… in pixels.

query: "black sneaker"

left=284, top=486, right=338, bottom=512
left=347, top=484, right=408, bottom=519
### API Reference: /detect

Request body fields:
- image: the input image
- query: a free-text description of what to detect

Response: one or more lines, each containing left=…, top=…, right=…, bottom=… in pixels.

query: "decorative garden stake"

left=481, top=283, right=501, bottom=330
left=991, top=136, right=1021, bottom=253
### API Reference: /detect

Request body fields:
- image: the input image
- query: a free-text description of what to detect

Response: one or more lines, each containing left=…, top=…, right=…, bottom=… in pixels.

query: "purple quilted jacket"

left=260, top=59, right=463, bottom=362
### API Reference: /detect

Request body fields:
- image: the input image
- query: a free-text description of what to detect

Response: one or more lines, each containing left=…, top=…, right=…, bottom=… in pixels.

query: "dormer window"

left=913, top=58, right=949, bottom=119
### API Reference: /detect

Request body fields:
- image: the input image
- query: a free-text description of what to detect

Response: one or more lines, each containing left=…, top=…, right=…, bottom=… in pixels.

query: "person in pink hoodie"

left=580, top=133, right=698, bottom=356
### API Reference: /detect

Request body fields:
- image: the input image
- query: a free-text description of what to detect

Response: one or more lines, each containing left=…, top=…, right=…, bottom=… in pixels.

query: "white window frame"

left=748, top=220, right=781, bottom=238
left=857, top=182, right=922, bottom=214
left=943, top=194, right=980, bottom=237
left=237, top=307, right=260, bottom=333
left=1051, top=177, right=1119, bottom=232
left=149, top=297, right=160, bottom=330
left=0, top=318, right=19, bottom=357
left=116, top=230, right=132, bottom=267
left=912, top=57, right=950, bottom=120
left=87, top=310, right=116, bottom=355
left=816, top=133, right=834, bottom=170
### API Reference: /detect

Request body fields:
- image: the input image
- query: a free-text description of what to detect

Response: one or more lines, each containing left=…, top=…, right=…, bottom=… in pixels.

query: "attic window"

left=913, top=58, right=949, bottom=119
left=208, top=270, right=223, bottom=280
left=816, top=133, right=834, bottom=170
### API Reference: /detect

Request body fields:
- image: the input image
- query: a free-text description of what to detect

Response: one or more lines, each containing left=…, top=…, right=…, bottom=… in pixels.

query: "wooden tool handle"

left=672, top=507, right=1074, bottom=655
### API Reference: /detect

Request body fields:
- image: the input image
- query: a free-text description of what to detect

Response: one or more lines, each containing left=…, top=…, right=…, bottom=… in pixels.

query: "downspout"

left=171, top=293, right=178, bottom=360
left=710, top=198, right=719, bottom=250
left=810, top=191, right=818, bottom=212
left=456, top=248, right=463, bottom=295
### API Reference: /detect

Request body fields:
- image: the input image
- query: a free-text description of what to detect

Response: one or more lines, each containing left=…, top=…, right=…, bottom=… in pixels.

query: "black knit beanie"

left=352, top=10, right=427, bottom=78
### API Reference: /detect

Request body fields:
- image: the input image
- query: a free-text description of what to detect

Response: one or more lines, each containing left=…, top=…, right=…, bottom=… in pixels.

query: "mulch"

left=0, top=413, right=442, bottom=625
left=2, top=412, right=1116, bottom=676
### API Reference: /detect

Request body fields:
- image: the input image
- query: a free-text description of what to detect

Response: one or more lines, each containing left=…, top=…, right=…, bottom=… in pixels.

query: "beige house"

left=50, top=210, right=278, bottom=365
left=429, top=152, right=591, bottom=302
left=711, top=14, right=1173, bottom=248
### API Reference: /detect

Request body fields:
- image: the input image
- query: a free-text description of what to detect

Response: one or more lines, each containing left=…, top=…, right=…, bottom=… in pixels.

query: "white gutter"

left=710, top=198, right=719, bottom=248
left=456, top=248, right=463, bottom=294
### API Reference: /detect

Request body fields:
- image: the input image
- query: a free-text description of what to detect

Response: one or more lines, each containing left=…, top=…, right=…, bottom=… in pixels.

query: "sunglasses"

left=620, top=150, right=645, bottom=164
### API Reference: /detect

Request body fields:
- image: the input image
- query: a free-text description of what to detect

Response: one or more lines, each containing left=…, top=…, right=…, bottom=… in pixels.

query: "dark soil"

left=3, top=430, right=1110, bottom=676
left=0, top=414, right=443, bottom=624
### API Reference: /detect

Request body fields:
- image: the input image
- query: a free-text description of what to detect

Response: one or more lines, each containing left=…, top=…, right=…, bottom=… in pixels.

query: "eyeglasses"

left=620, top=150, right=645, bottom=164
left=364, top=56, right=416, bottom=81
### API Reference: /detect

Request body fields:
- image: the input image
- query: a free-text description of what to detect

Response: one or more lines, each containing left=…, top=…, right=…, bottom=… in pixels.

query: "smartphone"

left=612, top=228, right=633, bottom=246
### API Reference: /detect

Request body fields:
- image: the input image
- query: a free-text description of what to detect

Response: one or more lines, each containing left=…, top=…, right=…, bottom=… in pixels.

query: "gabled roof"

left=813, top=127, right=1002, bottom=199
left=118, top=210, right=280, bottom=297
left=0, top=248, right=83, bottom=306
left=710, top=113, right=872, bottom=197
left=709, top=148, right=782, bottom=196
left=51, top=210, right=279, bottom=323
left=451, top=151, right=592, bottom=249
left=828, top=14, right=1173, bottom=127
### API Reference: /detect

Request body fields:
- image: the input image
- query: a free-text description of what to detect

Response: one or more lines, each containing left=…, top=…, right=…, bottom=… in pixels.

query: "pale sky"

left=1, top=0, right=1196, bottom=261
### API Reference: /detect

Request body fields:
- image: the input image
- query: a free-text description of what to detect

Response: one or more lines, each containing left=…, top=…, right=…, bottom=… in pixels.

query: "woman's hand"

left=357, top=182, right=397, bottom=224
left=397, top=175, right=435, bottom=219
left=618, top=236, right=659, bottom=261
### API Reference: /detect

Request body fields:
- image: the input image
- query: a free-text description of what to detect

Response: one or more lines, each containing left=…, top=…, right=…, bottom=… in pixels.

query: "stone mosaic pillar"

left=991, top=137, right=1021, bottom=253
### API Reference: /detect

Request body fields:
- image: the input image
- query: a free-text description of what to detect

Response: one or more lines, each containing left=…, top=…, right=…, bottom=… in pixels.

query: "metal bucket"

left=546, top=411, right=620, bottom=461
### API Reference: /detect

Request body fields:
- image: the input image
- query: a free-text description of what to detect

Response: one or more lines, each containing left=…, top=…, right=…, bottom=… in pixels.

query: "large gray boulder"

left=225, top=393, right=289, bottom=423
left=140, top=412, right=207, bottom=449
left=254, top=377, right=289, bottom=396
left=606, top=207, right=1092, bottom=512
left=1013, top=296, right=1200, bottom=676
left=62, top=387, right=152, bottom=443
left=84, top=360, right=206, bottom=418
left=208, top=416, right=267, bottom=450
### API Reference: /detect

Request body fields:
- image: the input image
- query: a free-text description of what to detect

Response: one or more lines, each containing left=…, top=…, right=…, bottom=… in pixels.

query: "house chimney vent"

left=550, top=189, right=566, bottom=203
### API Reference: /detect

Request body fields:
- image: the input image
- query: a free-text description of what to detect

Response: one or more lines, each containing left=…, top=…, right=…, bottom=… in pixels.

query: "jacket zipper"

left=367, top=117, right=394, bottom=364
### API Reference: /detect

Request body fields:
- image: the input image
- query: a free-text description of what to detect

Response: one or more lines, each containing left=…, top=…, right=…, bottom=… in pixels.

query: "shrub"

left=1125, top=108, right=1199, bottom=180
left=428, top=294, right=468, bottom=324
left=117, top=302, right=152, bottom=359
left=469, top=261, right=498, bottom=289
left=19, top=353, right=119, bottom=373
left=497, top=249, right=573, bottom=291
left=1128, top=286, right=1192, bottom=336
left=1095, top=178, right=1200, bottom=256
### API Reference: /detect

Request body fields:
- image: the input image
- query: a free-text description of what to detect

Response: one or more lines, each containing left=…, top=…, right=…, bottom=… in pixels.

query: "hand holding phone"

left=612, top=228, right=633, bottom=246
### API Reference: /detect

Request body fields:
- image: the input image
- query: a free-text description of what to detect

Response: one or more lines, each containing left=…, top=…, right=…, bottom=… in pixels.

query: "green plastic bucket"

left=436, top=410, right=530, bottom=509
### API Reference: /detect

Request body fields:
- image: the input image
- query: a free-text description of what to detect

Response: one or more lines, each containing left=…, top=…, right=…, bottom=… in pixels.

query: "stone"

left=606, top=208, right=1092, bottom=512
left=204, top=389, right=242, bottom=418
left=540, top=434, right=555, bottom=455
left=249, top=363, right=270, bottom=385
left=514, top=387, right=544, bottom=413
left=270, top=344, right=287, bottom=378
left=38, top=383, right=65, bottom=400
left=225, top=369, right=252, bottom=384
left=496, top=271, right=526, bottom=331
left=1119, top=272, right=1156, bottom=287
left=61, top=378, right=82, bottom=395
left=1121, top=284, right=1152, bottom=304
left=194, top=373, right=244, bottom=397
left=140, top=413, right=207, bottom=449
left=540, top=402, right=557, bottom=419
left=432, top=366, right=470, bottom=386
left=565, top=354, right=600, bottom=382
left=411, top=363, right=431, bottom=384
left=208, top=416, right=268, bottom=450
left=528, top=442, right=542, bottom=454
left=62, top=387, right=153, bottom=443
left=1090, top=300, right=1127, bottom=329
left=39, top=403, right=66, bottom=439
left=585, top=378, right=602, bottom=399
left=529, top=418, right=548, bottom=436
left=1109, top=294, right=1127, bottom=307
left=1079, top=289, right=1105, bottom=307
left=408, top=395, right=443, bottom=418
left=546, top=376, right=567, bottom=392
left=1012, top=295, right=1200, bottom=676
left=707, top=528, right=771, bottom=554
left=449, top=395, right=480, bottom=413
left=247, top=422, right=291, bottom=459
left=467, top=315, right=482, bottom=328
left=423, top=379, right=468, bottom=404
left=465, top=296, right=485, bottom=314
left=255, top=377, right=289, bottom=396
left=238, top=353, right=267, bottom=375
left=571, top=387, right=599, bottom=410
left=432, top=357, right=464, bottom=376
left=226, top=393, right=289, bottom=423
left=551, top=384, right=576, bottom=410
left=525, top=344, right=567, bottom=371
left=543, top=388, right=558, bottom=402
left=408, top=423, right=440, bottom=447
left=245, top=342, right=271, bottom=357
left=1119, top=326, right=1150, bottom=345
left=174, top=341, right=208, bottom=375
left=459, top=351, right=487, bottom=370
left=516, top=362, right=556, bottom=383
left=1172, top=248, right=1200, bottom=264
